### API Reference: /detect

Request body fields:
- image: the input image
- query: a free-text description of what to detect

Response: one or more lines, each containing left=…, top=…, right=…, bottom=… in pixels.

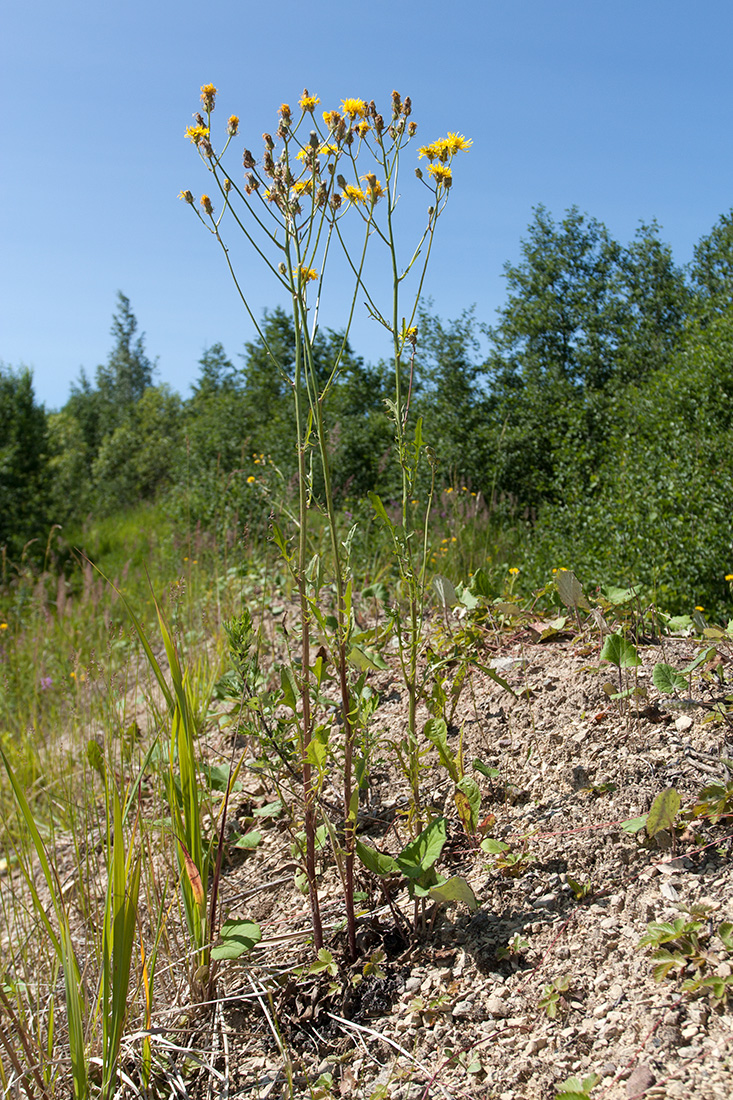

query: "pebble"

left=675, top=714, right=693, bottom=732
left=486, top=995, right=510, bottom=1018
left=405, top=977, right=421, bottom=993
left=626, top=1063, right=656, bottom=1097
left=531, top=893, right=557, bottom=910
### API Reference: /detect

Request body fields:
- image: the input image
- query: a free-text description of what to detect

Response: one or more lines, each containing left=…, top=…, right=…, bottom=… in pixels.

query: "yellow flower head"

left=247, top=475, right=256, bottom=484
left=278, top=103, right=292, bottom=125
left=361, top=173, right=385, bottom=202
left=299, top=89, right=320, bottom=112
left=340, top=98, right=368, bottom=119
left=227, top=115, right=239, bottom=136
left=292, top=179, right=313, bottom=196
left=509, top=567, right=520, bottom=575
left=356, top=121, right=371, bottom=138
left=428, top=163, right=452, bottom=186
left=296, top=264, right=318, bottom=284
left=726, top=574, right=733, bottom=581
left=200, top=194, right=214, bottom=216
left=178, top=189, right=194, bottom=204
left=322, top=109, right=342, bottom=131
left=185, top=124, right=210, bottom=145
left=200, top=84, right=217, bottom=112
left=445, top=132, right=473, bottom=154
left=342, top=184, right=365, bottom=205
left=0, top=622, right=7, bottom=630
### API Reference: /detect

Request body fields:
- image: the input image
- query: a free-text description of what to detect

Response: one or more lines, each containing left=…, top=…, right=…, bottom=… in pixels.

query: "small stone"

left=626, top=1063, right=656, bottom=1097
left=452, top=999, right=473, bottom=1018
left=525, top=1036, right=548, bottom=1054
left=675, top=714, right=693, bottom=732
left=531, top=893, right=557, bottom=910
left=405, top=977, right=422, bottom=993
left=486, top=995, right=510, bottom=1018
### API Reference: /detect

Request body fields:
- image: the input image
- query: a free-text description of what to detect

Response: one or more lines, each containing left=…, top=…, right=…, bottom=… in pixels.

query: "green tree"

left=690, top=209, right=733, bottom=319
left=0, top=365, right=49, bottom=555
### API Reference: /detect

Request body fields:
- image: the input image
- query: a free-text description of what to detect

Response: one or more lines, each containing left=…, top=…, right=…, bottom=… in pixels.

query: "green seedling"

left=600, top=631, right=643, bottom=711
left=637, top=905, right=732, bottom=993
left=538, top=974, right=570, bottom=1018
left=686, top=771, right=733, bottom=824
left=480, top=836, right=535, bottom=877
left=496, top=932, right=530, bottom=960
left=621, top=786, right=681, bottom=847
left=555, top=1072, right=600, bottom=1099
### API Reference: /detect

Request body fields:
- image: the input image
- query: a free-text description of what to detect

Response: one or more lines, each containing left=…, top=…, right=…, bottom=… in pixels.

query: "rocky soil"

left=193, top=627, right=733, bottom=1099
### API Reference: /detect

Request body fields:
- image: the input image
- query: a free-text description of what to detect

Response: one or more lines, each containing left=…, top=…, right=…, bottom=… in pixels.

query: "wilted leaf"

left=433, top=575, right=457, bottom=609
left=555, top=570, right=589, bottom=611
left=455, top=776, right=481, bottom=834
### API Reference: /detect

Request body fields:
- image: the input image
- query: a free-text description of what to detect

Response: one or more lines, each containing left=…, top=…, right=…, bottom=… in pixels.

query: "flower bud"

left=263, top=132, right=275, bottom=151
left=336, top=174, right=347, bottom=189
left=402, top=96, right=412, bottom=117
left=243, top=148, right=256, bottom=169
left=200, top=194, right=214, bottom=215
left=374, top=114, right=384, bottom=134
left=415, top=167, right=423, bottom=180
left=200, top=84, right=217, bottom=112
left=227, top=115, right=239, bottom=136
left=276, top=122, right=288, bottom=140
left=408, top=121, right=417, bottom=137
left=330, top=193, right=342, bottom=211
left=278, top=261, right=287, bottom=275
left=224, top=177, right=232, bottom=193
left=309, top=130, right=319, bottom=149
left=178, top=189, right=194, bottom=204
left=279, top=103, right=292, bottom=126
left=391, top=90, right=402, bottom=118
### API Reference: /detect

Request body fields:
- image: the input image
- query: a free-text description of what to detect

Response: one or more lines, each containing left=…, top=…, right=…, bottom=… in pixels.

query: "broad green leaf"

left=621, top=814, right=648, bottom=834
left=232, top=830, right=262, bottom=850
left=347, top=645, right=388, bottom=672
left=211, top=919, right=262, bottom=960
left=646, top=787, right=681, bottom=838
left=355, top=839, right=398, bottom=877
left=652, top=663, right=688, bottom=694
left=279, top=666, right=299, bottom=711
left=480, top=837, right=510, bottom=855
left=455, top=776, right=481, bottom=834
left=718, top=922, right=733, bottom=950
left=429, top=875, right=478, bottom=911
left=202, top=763, right=242, bottom=792
left=368, top=492, right=392, bottom=527
left=600, top=632, right=641, bottom=668
left=424, top=717, right=458, bottom=782
left=469, top=567, right=493, bottom=598
left=396, top=817, right=447, bottom=878
left=555, top=569, right=589, bottom=611
left=253, top=800, right=283, bottom=818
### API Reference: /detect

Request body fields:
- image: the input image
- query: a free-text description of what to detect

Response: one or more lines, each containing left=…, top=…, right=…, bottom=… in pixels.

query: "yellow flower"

left=297, top=265, right=318, bottom=283
left=361, top=174, right=385, bottom=202
left=279, top=103, right=292, bottom=125
left=428, top=163, right=452, bottom=185
left=0, top=623, right=7, bottom=630
left=227, top=115, right=239, bottom=136
left=445, top=132, right=473, bottom=153
left=200, top=83, right=217, bottom=112
left=200, top=194, right=214, bottom=215
left=445, top=486, right=454, bottom=494
left=178, top=189, right=194, bottom=204
left=292, top=179, right=313, bottom=196
left=185, top=124, right=210, bottom=144
left=299, top=89, right=320, bottom=112
left=341, top=98, right=368, bottom=119
left=342, top=184, right=365, bottom=205
left=695, top=605, right=705, bottom=611
left=322, top=109, right=342, bottom=130
left=509, top=567, right=520, bottom=575
left=418, top=141, right=440, bottom=161
left=726, top=574, right=733, bottom=581
left=356, top=121, right=371, bottom=137
left=247, top=475, right=256, bottom=484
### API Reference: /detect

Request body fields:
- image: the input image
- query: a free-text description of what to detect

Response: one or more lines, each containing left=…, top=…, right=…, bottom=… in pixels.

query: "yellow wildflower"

left=509, top=567, right=520, bottom=575
left=445, top=132, right=473, bottom=153
left=445, top=486, right=454, bottom=494
left=178, top=189, right=194, bottom=204
left=299, top=89, right=321, bottom=112
left=227, top=115, right=239, bottom=136
left=341, top=98, right=368, bottom=119
left=0, top=623, right=7, bottom=630
left=247, top=475, right=256, bottom=484
left=292, top=179, right=313, bottom=196
left=428, top=163, right=452, bottom=185
left=200, top=194, right=214, bottom=215
left=322, top=109, right=342, bottom=131
left=297, top=265, right=318, bottom=283
left=695, top=605, right=705, bottom=611
left=342, top=184, right=365, bottom=205
left=361, top=174, right=385, bottom=202
left=726, top=574, right=733, bottom=581
left=200, top=84, right=217, bottom=112
left=418, top=141, right=440, bottom=161
left=185, top=124, right=210, bottom=144
left=356, top=121, right=371, bottom=137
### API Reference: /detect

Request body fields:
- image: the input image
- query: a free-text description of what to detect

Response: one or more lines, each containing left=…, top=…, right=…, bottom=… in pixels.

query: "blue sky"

left=3, top=0, right=732, bottom=409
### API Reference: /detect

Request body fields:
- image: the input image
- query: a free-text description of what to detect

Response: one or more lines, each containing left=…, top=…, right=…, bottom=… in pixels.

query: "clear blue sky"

left=3, top=0, right=732, bottom=410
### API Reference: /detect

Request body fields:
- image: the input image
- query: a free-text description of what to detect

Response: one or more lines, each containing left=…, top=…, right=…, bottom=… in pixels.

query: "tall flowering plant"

left=181, top=84, right=471, bottom=955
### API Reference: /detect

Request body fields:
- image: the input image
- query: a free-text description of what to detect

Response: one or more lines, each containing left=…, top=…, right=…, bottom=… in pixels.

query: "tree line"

left=2, top=205, right=733, bottom=612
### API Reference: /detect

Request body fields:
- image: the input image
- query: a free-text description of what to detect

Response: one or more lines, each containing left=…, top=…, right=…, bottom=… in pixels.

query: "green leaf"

left=480, top=837, right=510, bottom=855
left=347, top=645, right=388, bottom=672
left=555, top=569, right=590, bottom=611
left=355, top=839, right=398, bottom=877
left=473, top=759, right=500, bottom=779
left=718, top=922, right=733, bottom=951
left=279, top=666, right=299, bottom=712
left=424, top=717, right=458, bottom=782
left=455, top=776, right=481, bottom=834
left=253, top=799, right=283, bottom=818
left=211, top=919, right=262, bottom=960
left=232, top=830, right=262, bottom=850
left=600, top=632, right=642, bottom=668
left=652, top=663, right=688, bottom=694
left=646, top=787, right=681, bottom=838
left=429, top=875, right=478, bottom=911
left=202, top=763, right=242, bottom=792
left=621, top=814, right=648, bottom=834
left=396, top=817, right=447, bottom=879
left=368, top=492, right=392, bottom=527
